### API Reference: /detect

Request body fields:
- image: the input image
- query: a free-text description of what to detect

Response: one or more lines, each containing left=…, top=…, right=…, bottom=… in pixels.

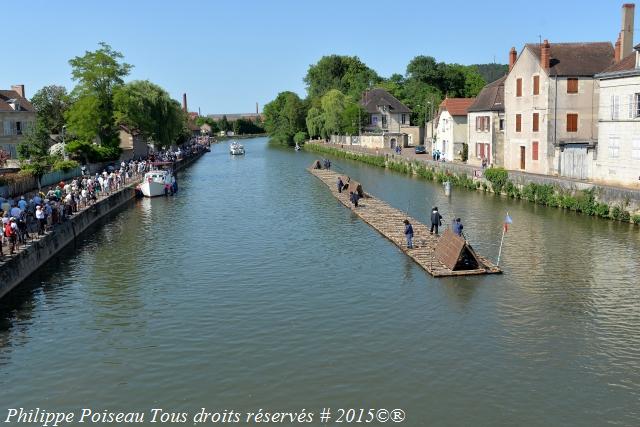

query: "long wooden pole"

left=496, top=214, right=507, bottom=267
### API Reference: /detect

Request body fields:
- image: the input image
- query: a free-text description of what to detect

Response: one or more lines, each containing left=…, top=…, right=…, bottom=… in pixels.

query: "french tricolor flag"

left=504, top=213, right=513, bottom=232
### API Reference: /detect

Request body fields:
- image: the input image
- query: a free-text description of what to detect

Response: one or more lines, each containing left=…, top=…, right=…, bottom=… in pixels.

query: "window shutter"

left=629, top=94, right=634, bottom=119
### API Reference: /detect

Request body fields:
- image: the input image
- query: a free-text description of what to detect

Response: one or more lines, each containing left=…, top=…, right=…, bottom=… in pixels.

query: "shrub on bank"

left=52, top=159, right=80, bottom=172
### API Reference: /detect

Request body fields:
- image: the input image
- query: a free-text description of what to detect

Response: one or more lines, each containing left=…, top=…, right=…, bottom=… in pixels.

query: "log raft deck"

left=309, top=167, right=502, bottom=277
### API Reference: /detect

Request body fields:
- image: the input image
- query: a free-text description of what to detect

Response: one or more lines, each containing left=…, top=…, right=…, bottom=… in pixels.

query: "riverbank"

left=0, top=149, right=206, bottom=299
left=304, top=141, right=640, bottom=225
left=217, top=133, right=267, bottom=141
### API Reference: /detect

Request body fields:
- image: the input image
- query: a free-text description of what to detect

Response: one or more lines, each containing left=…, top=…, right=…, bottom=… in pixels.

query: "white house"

left=434, top=98, right=475, bottom=161
left=593, top=44, right=640, bottom=187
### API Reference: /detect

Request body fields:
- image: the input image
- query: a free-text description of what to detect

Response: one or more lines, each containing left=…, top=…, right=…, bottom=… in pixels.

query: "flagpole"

left=496, top=225, right=506, bottom=267
left=497, top=211, right=509, bottom=267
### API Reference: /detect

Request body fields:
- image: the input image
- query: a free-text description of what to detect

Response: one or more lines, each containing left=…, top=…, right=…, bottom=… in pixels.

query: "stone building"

left=504, top=40, right=614, bottom=177
left=467, top=76, right=506, bottom=167
left=434, top=98, right=475, bottom=161
left=361, top=88, right=412, bottom=137
left=0, top=85, right=36, bottom=159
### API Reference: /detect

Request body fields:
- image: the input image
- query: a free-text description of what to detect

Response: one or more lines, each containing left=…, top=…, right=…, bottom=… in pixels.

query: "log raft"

left=309, top=167, right=502, bottom=277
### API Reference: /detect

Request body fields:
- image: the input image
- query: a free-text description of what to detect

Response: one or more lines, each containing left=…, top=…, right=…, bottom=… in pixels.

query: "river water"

left=1, top=137, right=639, bottom=426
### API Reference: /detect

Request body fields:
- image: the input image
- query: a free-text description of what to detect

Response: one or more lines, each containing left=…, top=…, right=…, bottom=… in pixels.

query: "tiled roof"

left=467, top=76, right=506, bottom=113
left=439, top=98, right=476, bottom=116
left=0, top=90, right=35, bottom=112
left=525, top=42, right=614, bottom=76
left=600, top=51, right=636, bottom=73
left=361, top=88, right=411, bottom=114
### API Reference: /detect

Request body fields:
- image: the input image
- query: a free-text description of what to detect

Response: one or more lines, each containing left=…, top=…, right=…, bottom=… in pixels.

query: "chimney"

left=256, top=102, right=259, bottom=115
left=540, top=39, right=551, bottom=71
left=621, top=3, right=635, bottom=59
left=615, top=32, right=622, bottom=62
left=182, top=93, right=188, bottom=112
left=11, top=84, right=25, bottom=98
left=509, top=47, right=517, bottom=71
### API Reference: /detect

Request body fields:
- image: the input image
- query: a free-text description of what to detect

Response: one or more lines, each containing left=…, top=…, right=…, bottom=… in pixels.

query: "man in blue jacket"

left=403, top=219, right=414, bottom=249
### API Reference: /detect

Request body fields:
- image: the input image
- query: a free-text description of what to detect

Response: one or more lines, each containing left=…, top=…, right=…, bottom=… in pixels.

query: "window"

left=532, top=141, right=539, bottom=160
left=401, top=114, right=406, bottom=124
left=476, top=143, right=481, bottom=158
left=475, top=116, right=480, bottom=131
left=372, top=116, right=378, bottom=125
left=16, top=121, right=22, bottom=135
left=566, top=114, right=578, bottom=132
left=2, top=120, right=10, bottom=136
left=533, top=75, right=540, bottom=95
left=633, top=139, right=640, bottom=160
left=515, top=114, right=522, bottom=132
left=381, top=115, right=388, bottom=128
left=484, top=116, right=490, bottom=131
left=609, top=136, right=620, bottom=158
left=611, top=95, right=620, bottom=120
left=567, top=78, right=579, bottom=94
left=499, top=118, right=505, bottom=131
left=635, top=94, right=640, bottom=118
left=532, top=113, right=539, bottom=132
left=516, top=78, right=522, bottom=97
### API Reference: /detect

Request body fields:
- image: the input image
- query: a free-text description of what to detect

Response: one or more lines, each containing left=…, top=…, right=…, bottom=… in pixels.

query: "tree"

left=113, top=80, right=188, bottom=149
left=65, top=42, right=132, bottom=152
left=30, top=85, right=70, bottom=135
left=17, top=120, right=53, bottom=187
left=320, top=89, right=347, bottom=135
left=263, top=91, right=307, bottom=145
left=304, top=55, right=380, bottom=100
left=305, top=106, right=325, bottom=139
left=220, top=115, right=230, bottom=132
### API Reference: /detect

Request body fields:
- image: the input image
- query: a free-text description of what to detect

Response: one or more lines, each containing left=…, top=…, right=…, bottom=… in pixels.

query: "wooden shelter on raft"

left=435, top=229, right=483, bottom=271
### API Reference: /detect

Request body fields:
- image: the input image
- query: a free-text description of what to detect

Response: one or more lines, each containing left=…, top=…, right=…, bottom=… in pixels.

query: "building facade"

left=0, top=85, right=36, bottom=159
left=593, top=46, right=640, bottom=186
left=504, top=41, right=614, bottom=177
left=361, top=88, right=412, bottom=137
left=434, top=98, right=475, bottom=161
left=467, top=76, right=506, bottom=167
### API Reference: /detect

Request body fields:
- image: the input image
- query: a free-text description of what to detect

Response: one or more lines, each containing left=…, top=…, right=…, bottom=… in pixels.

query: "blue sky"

left=2, top=0, right=629, bottom=114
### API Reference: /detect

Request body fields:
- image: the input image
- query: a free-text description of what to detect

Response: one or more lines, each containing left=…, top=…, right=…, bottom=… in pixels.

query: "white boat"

left=140, top=169, right=173, bottom=197
left=229, top=141, right=245, bottom=155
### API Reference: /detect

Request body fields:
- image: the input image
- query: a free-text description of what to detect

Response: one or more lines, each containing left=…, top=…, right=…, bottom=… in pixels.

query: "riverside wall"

left=0, top=149, right=206, bottom=299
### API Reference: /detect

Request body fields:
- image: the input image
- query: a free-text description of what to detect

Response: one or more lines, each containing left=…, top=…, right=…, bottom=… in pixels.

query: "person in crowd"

left=337, top=177, right=344, bottom=193
left=35, top=205, right=45, bottom=235
left=349, top=190, right=359, bottom=208
left=404, top=219, right=414, bottom=249
left=430, top=207, right=443, bottom=235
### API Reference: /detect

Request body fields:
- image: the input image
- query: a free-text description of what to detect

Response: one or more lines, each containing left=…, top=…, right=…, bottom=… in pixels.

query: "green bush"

left=632, top=214, right=640, bottom=224
left=610, top=205, right=623, bottom=220
left=52, top=159, right=80, bottom=172
left=484, top=167, right=509, bottom=194
left=293, top=131, right=307, bottom=145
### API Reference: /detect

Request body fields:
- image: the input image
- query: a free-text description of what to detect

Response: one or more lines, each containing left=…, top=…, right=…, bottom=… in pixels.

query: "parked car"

left=414, top=145, right=427, bottom=154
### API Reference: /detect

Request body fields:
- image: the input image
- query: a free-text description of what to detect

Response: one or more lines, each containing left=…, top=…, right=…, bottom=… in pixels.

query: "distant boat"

left=229, top=141, right=245, bottom=155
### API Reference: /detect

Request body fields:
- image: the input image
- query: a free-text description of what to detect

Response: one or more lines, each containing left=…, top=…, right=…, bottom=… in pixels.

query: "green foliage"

left=483, top=167, right=509, bottom=194
left=304, top=55, right=380, bottom=100
left=30, top=85, right=70, bottom=135
left=66, top=42, right=132, bottom=149
left=65, top=139, right=120, bottom=162
left=19, top=160, right=51, bottom=179
left=220, top=115, right=230, bottom=132
left=293, top=131, right=307, bottom=145
left=52, top=159, right=79, bottom=172
left=306, top=107, right=325, bottom=139
left=632, top=214, right=640, bottom=224
left=461, top=143, right=469, bottom=162
left=263, top=91, right=307, bottom=146
left=18, top=120, right=51, bottom=161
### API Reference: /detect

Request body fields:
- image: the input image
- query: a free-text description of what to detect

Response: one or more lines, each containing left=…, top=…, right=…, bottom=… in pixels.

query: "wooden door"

left=520, top=146, right=526, bottom=170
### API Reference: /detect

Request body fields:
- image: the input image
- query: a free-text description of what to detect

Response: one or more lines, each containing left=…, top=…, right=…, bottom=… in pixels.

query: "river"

left=1, top=137, right=639, bottom=426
